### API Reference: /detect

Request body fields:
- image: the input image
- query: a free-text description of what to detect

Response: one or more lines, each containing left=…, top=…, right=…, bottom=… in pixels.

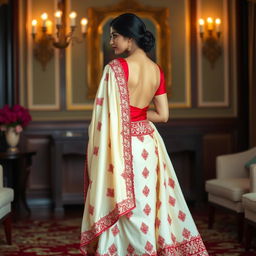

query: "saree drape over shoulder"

left=80, top=59, right=208, bottom=256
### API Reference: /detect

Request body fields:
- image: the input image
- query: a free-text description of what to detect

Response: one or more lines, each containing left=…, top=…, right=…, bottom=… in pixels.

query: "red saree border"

left=80, top=59, right=135, bottom=252
left=131, top=120, right=154, bottom=136
left=89, top=235, right=208, bottom=256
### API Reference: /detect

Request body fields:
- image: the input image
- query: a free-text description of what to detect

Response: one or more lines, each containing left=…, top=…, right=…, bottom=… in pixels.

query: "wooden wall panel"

left=24, top=136, right=51, bottom=196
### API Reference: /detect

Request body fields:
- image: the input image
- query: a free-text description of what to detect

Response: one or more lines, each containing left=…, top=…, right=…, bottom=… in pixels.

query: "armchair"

left=0, top=164, right=14, bottom=244
left=205, top=147, right=256, bottom=241
left=242, top=164, right=256, bottom=250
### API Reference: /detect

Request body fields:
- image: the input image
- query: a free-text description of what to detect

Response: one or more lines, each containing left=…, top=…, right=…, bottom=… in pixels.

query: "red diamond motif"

left=142, top=185, right=150, bottom=197
left=158, top=235, right=165, bottom=247
left=126, top=211, right=133, bottom=219
left=168, top=178, right=175, bottom=189
left=142, top=167, right=149, bottom=178
left=163, top=162, right=167, bottom=169
left=141, top=149, right=149, bottom=160
left=145, top=241, right=153, bottom=252
left=106, top=188, right=114, bottom=197
left=171, top=233, right=176, bottom=243
left=96, top=97, right=104, bottom=106
left=155, top=217, right=161, bottom=228
left=140, top=222, right=149, bottom=234
left=89, top=204, right=94, bottom=215
left=93, top=147, right=99, bottom=156
left=97, top=121, right=102, bottom=131
left=108, top=164, right=114, bottom=173
left=143, top=204, right=151, bottom=216
left=108, top=243, right=117, bottom=254
left=137, top=135, right=144, bottom=142
left=169, top=196, right=176, bottom=206
left=155, top=146, right=158, bottom=156
left=182, top=228, right=191, bottom=239
left=127, top=244, right=135, bottom=253
left=111, top=225, right=119, bottom=236
left=167, top=214, right=172, bottom=224
left=105, top=73, right=109, bottom=81
left=178, top=210, right=186, bottom=221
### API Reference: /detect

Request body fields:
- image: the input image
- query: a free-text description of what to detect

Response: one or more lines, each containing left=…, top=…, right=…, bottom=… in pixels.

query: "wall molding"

left=197, top=0, right=229, bottom=107
left=27, top=0, right=60, bottom=110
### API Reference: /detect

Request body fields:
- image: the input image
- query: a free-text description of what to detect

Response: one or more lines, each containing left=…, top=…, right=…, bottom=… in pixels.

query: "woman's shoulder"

left=107, top=58, right=126, bottom=65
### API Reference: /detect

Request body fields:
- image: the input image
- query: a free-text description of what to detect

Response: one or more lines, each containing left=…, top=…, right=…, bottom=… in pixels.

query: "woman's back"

left=126, top=55, right=161, bottom=108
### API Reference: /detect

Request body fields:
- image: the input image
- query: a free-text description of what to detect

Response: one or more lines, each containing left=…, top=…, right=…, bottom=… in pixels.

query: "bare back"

left=125, top=56, right=160, bottom=108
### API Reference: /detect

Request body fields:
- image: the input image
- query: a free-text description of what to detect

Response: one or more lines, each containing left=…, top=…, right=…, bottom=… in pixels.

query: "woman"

left=80, top=13, right=208, bottom=255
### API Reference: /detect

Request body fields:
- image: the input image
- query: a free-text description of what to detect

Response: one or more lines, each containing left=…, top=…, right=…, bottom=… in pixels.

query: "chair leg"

left=208, top=204, right=215, bottom=229
left=244, top=221, right=252, bottom=251
left=3, top=213, right=12, bottom=245
left=237, top=212, right=244, bottom=242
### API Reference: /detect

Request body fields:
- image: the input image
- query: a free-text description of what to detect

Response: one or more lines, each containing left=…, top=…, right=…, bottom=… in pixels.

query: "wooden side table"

left=0, top=151, right=36, bottom=218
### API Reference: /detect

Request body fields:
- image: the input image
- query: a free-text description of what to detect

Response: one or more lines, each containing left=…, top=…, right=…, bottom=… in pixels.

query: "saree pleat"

left=80, top=59, right=208, bottom=256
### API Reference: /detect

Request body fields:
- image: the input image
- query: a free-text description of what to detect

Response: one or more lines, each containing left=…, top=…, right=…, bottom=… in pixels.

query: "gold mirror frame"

left=87, top=0, right=171, bottom=99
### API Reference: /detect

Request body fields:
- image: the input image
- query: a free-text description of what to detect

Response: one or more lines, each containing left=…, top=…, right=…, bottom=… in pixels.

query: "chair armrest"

left=250, top=164, right=256, bottom=192
left=216, top=147, right=256, bottom=179
left=0, top=165, right=3, bottom=188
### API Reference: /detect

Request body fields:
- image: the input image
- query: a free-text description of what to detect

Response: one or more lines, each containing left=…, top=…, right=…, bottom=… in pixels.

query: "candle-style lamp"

left=198, top=16, right=222, bottom=68
left=199, top=18, right=205, bottom=38
left=69, top=11, right=77, bottom=29
left=81, top=18, right=88, bottom=36
left=207, top=17, right=213, bottom=34
left=55, top=10, right=62, bottom=26
left=215, top=18, right=221, bottom=38
left=31, top=19, right=37, bottom=38
left=31, top=9, right=88, bottom=69
left=41, top=12, right=48, bottom=31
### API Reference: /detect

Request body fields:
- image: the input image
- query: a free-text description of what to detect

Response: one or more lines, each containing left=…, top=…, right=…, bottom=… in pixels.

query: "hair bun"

left=139, top=30, right=155, bottom=52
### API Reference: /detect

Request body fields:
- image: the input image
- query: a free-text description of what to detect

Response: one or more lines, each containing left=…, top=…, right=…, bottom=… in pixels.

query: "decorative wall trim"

left=170, top=0, right=191, bottom=108
left=27, top=0, right=60, bottom=110
left=19, top=0, right=25, bottom=106
left=66, top=0, right=92, bottom=110
left=197, top=0, right=229, bottom=107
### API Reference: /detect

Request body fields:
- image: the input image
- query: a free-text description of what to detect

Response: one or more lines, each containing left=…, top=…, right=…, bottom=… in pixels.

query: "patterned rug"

left=0, top=212, right=255, bottom=255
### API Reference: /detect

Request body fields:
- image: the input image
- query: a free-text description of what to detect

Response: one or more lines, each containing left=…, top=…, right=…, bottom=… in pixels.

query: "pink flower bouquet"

left=0, top=104, right=32, bottom=133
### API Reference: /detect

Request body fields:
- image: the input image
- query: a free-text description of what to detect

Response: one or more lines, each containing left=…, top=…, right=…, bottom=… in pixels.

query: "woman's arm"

left=147, top=93, right=169, bottom=123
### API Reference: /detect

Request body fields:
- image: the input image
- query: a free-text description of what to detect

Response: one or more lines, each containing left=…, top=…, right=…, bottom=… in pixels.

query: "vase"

left=5, top=127, right=20, bottom=153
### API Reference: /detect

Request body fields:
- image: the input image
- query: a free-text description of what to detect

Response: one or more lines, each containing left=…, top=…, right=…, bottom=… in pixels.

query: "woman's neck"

left=127, top=47, right=146, bottom=57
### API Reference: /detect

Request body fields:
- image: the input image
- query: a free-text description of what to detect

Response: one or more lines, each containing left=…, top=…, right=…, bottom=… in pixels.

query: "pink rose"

left=15, top=125, right=23, bottom=133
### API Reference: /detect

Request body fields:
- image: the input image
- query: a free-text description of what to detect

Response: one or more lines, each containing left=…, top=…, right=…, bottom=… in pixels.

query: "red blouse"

left=118, top=58, right=166, bottom=122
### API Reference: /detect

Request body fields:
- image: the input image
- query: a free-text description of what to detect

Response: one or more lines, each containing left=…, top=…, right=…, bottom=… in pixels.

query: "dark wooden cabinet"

left=50, top=131, right=88, bottom=214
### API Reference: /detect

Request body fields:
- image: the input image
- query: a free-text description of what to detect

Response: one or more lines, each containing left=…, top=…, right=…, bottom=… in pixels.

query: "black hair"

left=110, top=13, right=155, bottom=53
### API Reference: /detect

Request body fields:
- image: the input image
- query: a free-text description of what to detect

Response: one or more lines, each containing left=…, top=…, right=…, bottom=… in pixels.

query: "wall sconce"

left=31, top=11, right=88, bottom=70
left=198, top=17, right=222, bottom=68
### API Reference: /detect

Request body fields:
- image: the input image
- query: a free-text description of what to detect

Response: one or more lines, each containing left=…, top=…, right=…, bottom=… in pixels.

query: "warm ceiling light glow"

left=41, top=12, right=48, bottom=20
left=55, top=10, right=62, bottom=18
left=32, top=19, right=37, bottom=26
left=199, top=19, right=205, bottom=25
left=215, top=18, right=221, bottom=24
left=69, top=11, right=77, bottom=19
left=80, top=18, right=88, bottom=25
left=207, top=17, right=213, bottom=24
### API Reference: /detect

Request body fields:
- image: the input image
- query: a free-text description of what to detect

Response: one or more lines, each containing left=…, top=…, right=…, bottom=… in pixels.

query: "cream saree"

left=80, top=59, right=208, bottom=255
